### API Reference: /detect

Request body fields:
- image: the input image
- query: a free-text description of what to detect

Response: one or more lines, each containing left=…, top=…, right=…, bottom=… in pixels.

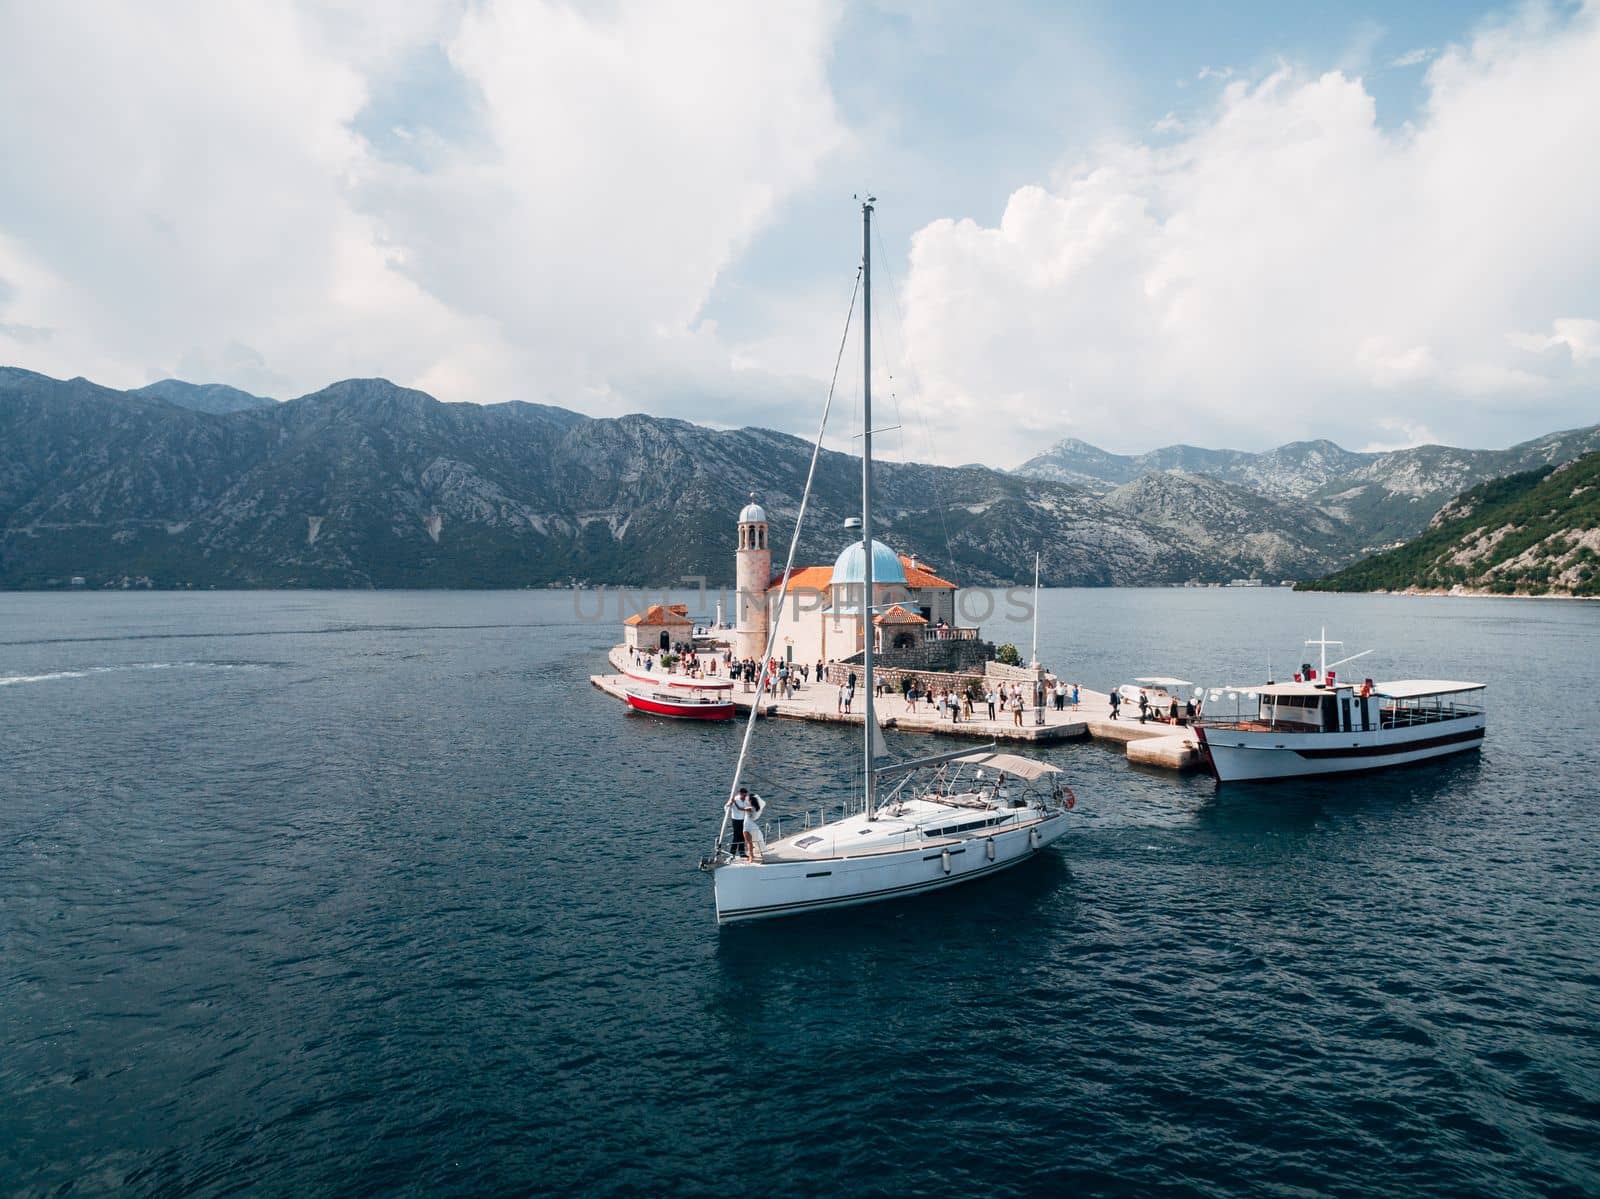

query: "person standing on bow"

left=742, top=791, right=765, bottom=861
left=728, top=786, right=756, bottom=859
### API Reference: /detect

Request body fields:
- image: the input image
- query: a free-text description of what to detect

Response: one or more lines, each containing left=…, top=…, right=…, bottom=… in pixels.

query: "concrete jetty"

left=593, top=646, right=1203, bottom=770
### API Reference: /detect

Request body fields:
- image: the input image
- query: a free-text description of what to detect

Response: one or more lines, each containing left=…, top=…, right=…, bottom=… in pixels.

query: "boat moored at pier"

left=1195, top=678, right=1486, bottom=783
left=623, top=687, right=735, bottom=721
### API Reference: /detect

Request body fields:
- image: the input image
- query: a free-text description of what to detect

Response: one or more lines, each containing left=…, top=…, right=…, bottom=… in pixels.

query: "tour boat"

left=1194, top=630, right=1486, bottom=783
left=699, top=199, right=1078, bottom=924
left=624, top=687, right=735, bottom=721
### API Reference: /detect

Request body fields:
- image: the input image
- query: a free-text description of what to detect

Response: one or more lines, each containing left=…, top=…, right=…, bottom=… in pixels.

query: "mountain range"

left=2, top=365, right=1595, bottom=590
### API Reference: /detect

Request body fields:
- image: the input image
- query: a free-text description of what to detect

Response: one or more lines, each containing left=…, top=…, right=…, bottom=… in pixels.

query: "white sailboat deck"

left=755, top=792, right=1045, bottom=862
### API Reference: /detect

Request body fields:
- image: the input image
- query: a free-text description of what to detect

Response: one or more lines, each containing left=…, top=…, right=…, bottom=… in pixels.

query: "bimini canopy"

left=953, top=750, right=1061, bottom=780
left=1242, top=682, right=1343, bottom=697
left=1374, top=679, right=1485, bottom=699
left=1133, top=676, right=1193, bottom=688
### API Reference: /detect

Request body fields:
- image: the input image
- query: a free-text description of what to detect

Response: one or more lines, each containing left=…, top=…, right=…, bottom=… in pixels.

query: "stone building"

left=623, top=602, right=693, bottom=653
left=733, top=497, right=982, bottom=670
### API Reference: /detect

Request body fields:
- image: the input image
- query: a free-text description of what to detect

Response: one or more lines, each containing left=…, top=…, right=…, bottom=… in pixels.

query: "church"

left=732, top=497, right=965, bottom=668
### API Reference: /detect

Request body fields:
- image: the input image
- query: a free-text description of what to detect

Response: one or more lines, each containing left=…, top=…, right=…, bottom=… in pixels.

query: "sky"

left=0, top=0, right=1596, bottom=465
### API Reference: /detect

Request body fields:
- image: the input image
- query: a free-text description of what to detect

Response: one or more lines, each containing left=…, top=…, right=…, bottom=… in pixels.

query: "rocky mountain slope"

left=1100, top=472, right=1343, bottom=579
left=1300, top=452, right=1600, bottom=597
left=0, top=367, right=1224, bottom=588
left=7, top=365, right=1592, bottom=591
left=1016, top=425, right=1600, bottom=560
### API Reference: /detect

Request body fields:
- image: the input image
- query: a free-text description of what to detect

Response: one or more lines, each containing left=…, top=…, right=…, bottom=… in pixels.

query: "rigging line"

left=717, top=263, right=863, bottom=854
left=866, top=223, right=911, bottom=472
left=872, top=217, right=957, bottom=570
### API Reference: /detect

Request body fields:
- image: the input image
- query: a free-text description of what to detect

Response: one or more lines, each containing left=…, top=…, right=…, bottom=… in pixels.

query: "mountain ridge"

left=4, top=365, right=1595, bottom=592
left=0, top=368, right=1211, bottom=589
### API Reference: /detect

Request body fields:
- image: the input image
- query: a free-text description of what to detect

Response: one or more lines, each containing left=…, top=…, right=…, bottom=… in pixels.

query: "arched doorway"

left=659, top=630, right=670, bottom=651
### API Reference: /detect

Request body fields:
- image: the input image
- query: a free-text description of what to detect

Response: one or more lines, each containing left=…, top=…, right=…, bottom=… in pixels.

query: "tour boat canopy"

left=1234, top=682, right=1341, bottom=697
left=1373, top=679, right=1486, bottom=700
left=953, top=750, right=1062, bottom=781
left=1133, top=676, right=1193, bottom=688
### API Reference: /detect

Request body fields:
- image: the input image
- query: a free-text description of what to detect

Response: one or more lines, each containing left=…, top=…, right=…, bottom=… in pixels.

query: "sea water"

left=2, top=589, right=1597, bottom=1197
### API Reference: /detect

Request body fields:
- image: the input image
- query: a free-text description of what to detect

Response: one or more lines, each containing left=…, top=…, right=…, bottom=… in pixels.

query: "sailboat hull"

left=713, top=811, right=1069, bottom=924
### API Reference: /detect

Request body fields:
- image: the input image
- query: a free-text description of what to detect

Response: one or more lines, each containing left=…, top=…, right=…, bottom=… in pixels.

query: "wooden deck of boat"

left=592, top=648, right=1203, bottom=769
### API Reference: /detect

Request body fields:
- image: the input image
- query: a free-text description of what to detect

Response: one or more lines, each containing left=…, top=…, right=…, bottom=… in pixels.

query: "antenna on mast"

left=1306, top=626, right=1343, bottom=678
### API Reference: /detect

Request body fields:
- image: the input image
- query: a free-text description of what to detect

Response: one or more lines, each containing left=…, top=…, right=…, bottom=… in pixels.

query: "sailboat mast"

left=861, top=197, right=876, bottom=820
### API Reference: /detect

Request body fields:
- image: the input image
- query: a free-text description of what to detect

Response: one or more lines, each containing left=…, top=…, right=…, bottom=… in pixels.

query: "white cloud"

left=898, top=6, right=1600, bottom=460
left=1152, top=112, right=1185, bottom=134
left=1509, top=317, right=1600, bottom=364
left=1390, top=46, right=1436, bottom=68
left=1197, top=65, right=1234, bottom=82
left=0, top=0, right=843, bottom=414
left=1359, top=417, right=1438, bottom=453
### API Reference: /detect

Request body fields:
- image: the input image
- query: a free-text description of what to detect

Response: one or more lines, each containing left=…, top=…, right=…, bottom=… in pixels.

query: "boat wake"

left=0, top=661, right=270, bottom=687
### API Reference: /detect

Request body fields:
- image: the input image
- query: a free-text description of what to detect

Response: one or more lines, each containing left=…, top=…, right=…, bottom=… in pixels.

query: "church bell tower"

left=734, top=495, right=770, bottom=661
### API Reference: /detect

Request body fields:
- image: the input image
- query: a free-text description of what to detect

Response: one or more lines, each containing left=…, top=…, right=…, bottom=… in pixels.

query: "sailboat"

left=700, top=199, right=1076, bottom=925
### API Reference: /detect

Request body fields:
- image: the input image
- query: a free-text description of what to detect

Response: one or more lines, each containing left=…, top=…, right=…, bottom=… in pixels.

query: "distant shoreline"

left=3, top=582, right=1594, bottom=599
left=1300, top=585, right=1598, bottom=602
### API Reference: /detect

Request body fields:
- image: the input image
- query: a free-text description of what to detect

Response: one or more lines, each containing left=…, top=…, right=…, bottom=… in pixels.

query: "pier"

left=592, top=646, right=1202, bottom=770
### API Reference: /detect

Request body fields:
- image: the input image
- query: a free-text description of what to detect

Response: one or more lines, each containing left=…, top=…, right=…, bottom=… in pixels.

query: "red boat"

left=624, top=687, right=736, bottom=721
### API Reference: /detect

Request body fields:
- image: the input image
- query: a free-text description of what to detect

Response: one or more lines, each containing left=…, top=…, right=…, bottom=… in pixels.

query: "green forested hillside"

left=1300, top=451, right=1600, bottom=596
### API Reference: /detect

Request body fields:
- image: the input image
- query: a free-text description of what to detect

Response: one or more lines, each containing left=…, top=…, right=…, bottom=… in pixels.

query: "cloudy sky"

left=1, top=1, right=1596, bottom=463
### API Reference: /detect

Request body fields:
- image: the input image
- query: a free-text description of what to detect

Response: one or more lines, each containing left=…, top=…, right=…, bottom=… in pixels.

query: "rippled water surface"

left=3, top=589, right=1598, bottom=1197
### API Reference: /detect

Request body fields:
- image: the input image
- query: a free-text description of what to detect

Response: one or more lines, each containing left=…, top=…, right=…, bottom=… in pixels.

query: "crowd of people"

left=629, top=640, right=1105, bottom=729
left=631, top=643, right=829, bottom=696
left=1108, top=687, right=1201, bottom=725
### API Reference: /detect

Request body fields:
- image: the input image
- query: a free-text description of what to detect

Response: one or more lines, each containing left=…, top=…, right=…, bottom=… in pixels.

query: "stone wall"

left=984, top=660, right=1045, bottom=683
left=824, top=659, right=1004, bottom=697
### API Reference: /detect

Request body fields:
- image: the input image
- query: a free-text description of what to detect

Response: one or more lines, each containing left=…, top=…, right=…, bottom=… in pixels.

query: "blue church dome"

left=830, top=539, right=907, bottom=586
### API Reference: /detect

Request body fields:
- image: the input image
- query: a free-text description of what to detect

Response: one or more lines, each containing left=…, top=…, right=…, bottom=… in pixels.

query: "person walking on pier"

left=985, top=686, right=997, bottom=721
left=1071, top=683, right=1080, bottom=711
left=1110, top=690, right=1121, bottom=720
left=1138, top=689, right=1150, bottom=724
left=1009, top=690, right=1024, bottom=727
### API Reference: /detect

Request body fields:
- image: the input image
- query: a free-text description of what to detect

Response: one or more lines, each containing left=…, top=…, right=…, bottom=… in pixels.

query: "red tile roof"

left=768, top=558, right=957, bottom=591
left=900, top=556, right=956, bottom=588
left=624, top=603, right=694, bottom=627
left=874, top=604, right=927, bottom=625
left=769, top=565, right=834, bottom=592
